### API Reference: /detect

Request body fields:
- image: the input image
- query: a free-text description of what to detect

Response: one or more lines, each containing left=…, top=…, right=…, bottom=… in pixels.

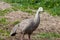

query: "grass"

left=0, top=8, right=12, bottom=16
left=12, top=20, right=20, bottom=25
left=0, top=29, right=10, bottom=40
left=0, top=0, right=60, bottom=16
left=2, top=0, right=60, bottom=16
left=11, top=3, right=34, bottom=13
left=0, top=7, right=20, bottom=16
left=0, top=29, right=10, bottom=36
left=0, top=38, right=4, bottom=40
left=0, top=18, right=8, bottom=25
left=35, top=32, right=60, bottom=38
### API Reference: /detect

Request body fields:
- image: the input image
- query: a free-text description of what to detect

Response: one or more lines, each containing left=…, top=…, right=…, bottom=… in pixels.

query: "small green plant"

left=0, top=18, right=8, bottom=25
left=0, top=8, right=13, bottom=16
left=12, top=20, right=20, bottom=25
left=0, top=38, right=4, bottom=40
left=0, top=29, right=10, bottom=37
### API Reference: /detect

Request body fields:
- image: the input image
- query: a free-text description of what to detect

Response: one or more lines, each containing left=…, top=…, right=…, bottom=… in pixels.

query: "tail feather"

left=10, top=32, right=17, bottom=36
left=10, top=24, right=19, bottom=36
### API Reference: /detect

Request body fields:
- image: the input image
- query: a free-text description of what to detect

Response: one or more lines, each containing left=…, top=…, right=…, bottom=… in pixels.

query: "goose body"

left=10, top=7, right=43, bottom=40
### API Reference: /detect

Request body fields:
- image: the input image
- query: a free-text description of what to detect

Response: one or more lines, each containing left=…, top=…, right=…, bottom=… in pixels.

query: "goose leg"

left=21, top=34, right=24, bottom=40
left=28, top=34, right=31, bottom=40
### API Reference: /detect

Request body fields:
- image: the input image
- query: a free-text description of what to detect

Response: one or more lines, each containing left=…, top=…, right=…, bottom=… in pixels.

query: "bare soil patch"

left=5, top=11, right=33, bottom=22
left=0, top=1, right=11, bottom=10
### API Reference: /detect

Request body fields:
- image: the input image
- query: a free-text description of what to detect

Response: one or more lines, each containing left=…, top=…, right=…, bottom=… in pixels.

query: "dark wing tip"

left=10, top=32, right=17, bottom=36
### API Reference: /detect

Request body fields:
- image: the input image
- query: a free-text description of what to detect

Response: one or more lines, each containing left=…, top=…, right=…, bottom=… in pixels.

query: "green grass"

left=0, top=18, right=8, bottom=25
left=0, top=29, right=10, bottom=36
left=0, top=8, right=12, bottom=16
left=12, top=20, right=20, bottom=25
left=0, top=6, right=22, bottom=16
left=0, top=29, right=10, bottom=40
left=35, top=32, right=60, bottom=38
left=0, top=38, right=4, bottom=40
left=1, top=0, right=60, bottom=16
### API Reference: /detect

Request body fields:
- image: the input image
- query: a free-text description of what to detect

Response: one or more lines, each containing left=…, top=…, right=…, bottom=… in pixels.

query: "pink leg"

left=21, top=34, right=24, bottom=40
left=28, top=34, right=31, bottom=40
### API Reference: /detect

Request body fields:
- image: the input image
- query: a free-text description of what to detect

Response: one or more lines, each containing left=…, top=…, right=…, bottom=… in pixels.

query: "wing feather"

left=16, top=18, right=34, bottom=33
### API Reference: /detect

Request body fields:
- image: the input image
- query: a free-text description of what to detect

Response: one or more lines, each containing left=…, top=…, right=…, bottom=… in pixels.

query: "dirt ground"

left=0, top=1, right=11, bottom=10
left=0, top=1, right=60, bottom=40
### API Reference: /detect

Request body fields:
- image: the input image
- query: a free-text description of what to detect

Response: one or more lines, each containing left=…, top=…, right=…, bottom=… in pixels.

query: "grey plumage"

left=10, top=7, right=43, bottom=40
